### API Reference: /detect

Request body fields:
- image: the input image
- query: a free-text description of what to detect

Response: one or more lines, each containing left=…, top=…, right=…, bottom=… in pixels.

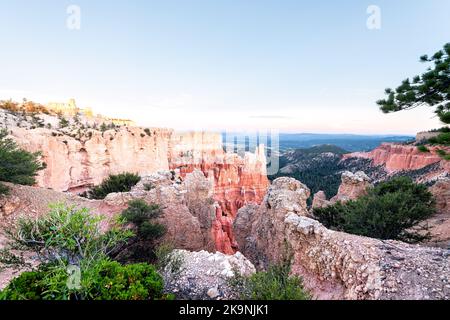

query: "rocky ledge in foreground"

left=161, top=250, right=255, bottom=300
left=234, top=177, right=450, bottom=300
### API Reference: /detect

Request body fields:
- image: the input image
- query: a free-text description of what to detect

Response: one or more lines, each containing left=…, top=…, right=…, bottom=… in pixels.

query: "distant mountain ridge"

left=277, top=133, right=414, bottom=152
left=222, top=132, right=414, bottom=153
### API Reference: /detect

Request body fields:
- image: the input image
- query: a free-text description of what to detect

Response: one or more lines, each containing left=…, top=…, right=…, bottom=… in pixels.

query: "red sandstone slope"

left=169, top=139, right=269, bottom=254
left=9, top=125, right=269, bottom=255
left=343, top=143, right=450, bottom=174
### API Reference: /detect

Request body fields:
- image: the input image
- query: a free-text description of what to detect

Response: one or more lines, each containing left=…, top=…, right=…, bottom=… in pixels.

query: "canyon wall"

left=8, top=127, right=269, bottom=254
left=234, top=177, right=450, bottom=300
left=168, top=132, right=269, bottom=254
left=10, top=127, right=172, bottom=192
left=343, top=143, right=449, bottom=174
left=312, top=171, right=373, bottom=209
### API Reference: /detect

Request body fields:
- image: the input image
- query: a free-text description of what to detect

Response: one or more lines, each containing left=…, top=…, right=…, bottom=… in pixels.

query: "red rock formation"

left=10, top=126, right=269, bottom=254
left=10, top=127, right=173, bottom=191
left=330, top=171, right=372, bottom=202
left=343, top=143, right=449, bottom=173
left=234, top=177, right=450, bottom=300
left=312, top=171, right=372, bottom=209
left=169, top=134, right=269, bottom=254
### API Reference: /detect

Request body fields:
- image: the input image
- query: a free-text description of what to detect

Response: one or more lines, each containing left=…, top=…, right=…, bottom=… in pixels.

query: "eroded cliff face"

left=344, top=143, right=449, bottom=174
left=10, top=127, right=172, bottom=192
left=312, top=171, right=373, bottom=209
left=168, top=132, right=269, bottom=254
left=9, top=127, right=269, bottom=254
left=234, top=177, right=450, bottom=300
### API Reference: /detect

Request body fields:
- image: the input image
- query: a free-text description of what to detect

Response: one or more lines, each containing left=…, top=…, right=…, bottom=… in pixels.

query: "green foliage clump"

left=0, top=259, right=168, bottom=300
left=430, top=126, right=450, bottom=133
left=417, top=145, right=430, bottom=153
left=0, top=203, right=170, bottom=301
left=82, top=260, right=165, bottom=300
left=121, top=199, right=162, bottom=224
left=313, top=177, right=435, bottom=242
left=0, top=129, right=45, bottom=194
left=154, top=243, right=184, bottom=275
left=377, top=43, right=450, bottom=124
left=85, top=172, right=141, bottom=199
left=122, top=200, right=166, bottom=241
left=428, top=132, right=450, bottom=146
left=231, top=261, right=310, bottom=300
left=59, top=117, right=69, bottom=128
left=12, top=203, right=133, bottom=265
left=0, top=183, right=10, bottom=195
left=269, top=145, right=350, bottom=202
left=113, top=200, right=167, bottom=263
left=143, top=182, right=155, bottom=191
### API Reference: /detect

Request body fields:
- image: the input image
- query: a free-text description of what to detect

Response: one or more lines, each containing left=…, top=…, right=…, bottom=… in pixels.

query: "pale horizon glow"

left=0, top=0, right=449, bottom=135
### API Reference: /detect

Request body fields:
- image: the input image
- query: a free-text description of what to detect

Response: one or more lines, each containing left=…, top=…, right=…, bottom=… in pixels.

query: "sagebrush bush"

left=85, top=172, right=141, bottom=199
left=231, top=262, right=310, bottom=300
left=11, top=203, right=133, bottom=265
left=143, top=182, right=155, bottom=191
left=154, top=243, right=184, bottom=275
left=313, top=177, right=435, bottom=242
left=0, top=202, right=171, bottom=301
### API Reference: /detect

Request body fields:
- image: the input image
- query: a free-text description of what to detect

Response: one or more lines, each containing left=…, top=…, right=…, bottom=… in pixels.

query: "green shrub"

left=0, top=183, right=10, bottom=195
left=114, top=200, right=167, bottom=263
left=430, top=127, right=450, bottom=133
left=11, top=203, right=133, bottom=265
left=417, top=145, right=430, bottom=153
left=428, top=132, right=450, bottom=145
left=59, top=117, right=69, bottom=128
left=82, top=260, right=166, bottom=300
left=138, top=222, right=166, bottom=240
left=0, top=129, right=45, bottom=194
left=437, top=132, right=450, bottom=145
left=121, top=199, right=162, bottom=224
left=0, top=269, right=48, bottom=300
left=143, top=183, right=155, bottom=191
left=154, top=243, right=184, bottom=275
left=313, top=177, right=435, bottom=242
left=0, top=259, right=168, bottom=300
left=231, top=262, right=310, bottom=300
left=86, top=173, right=141, bottom=199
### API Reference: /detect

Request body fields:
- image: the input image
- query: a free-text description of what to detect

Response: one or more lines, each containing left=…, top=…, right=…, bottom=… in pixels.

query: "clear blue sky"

left=0, top=0, right=449, bottom=134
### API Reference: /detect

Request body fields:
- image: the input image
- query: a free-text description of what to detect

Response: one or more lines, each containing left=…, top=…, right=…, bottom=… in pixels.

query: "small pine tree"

left=0, top=129, right=46, bottom=194
left=85, top=172, right=141, bottom=199
left=59, top=117, right=69, bottom=128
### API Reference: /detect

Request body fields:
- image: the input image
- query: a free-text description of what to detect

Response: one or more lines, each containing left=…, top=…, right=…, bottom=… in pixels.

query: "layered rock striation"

left=343, top=143, right=449, bottom=174
left=312, top=171, right=372, bottom=209
left=234, top=177, right=450, bottom=300
left=7, top=124, right=269, bottom=254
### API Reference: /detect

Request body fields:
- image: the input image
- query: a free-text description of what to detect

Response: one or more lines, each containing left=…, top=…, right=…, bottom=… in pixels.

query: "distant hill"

left=278, top=133, right=414, bottom=152
left=222, top=132, right=414, bottom=154
left=270, top=144, right=383, bottom=204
